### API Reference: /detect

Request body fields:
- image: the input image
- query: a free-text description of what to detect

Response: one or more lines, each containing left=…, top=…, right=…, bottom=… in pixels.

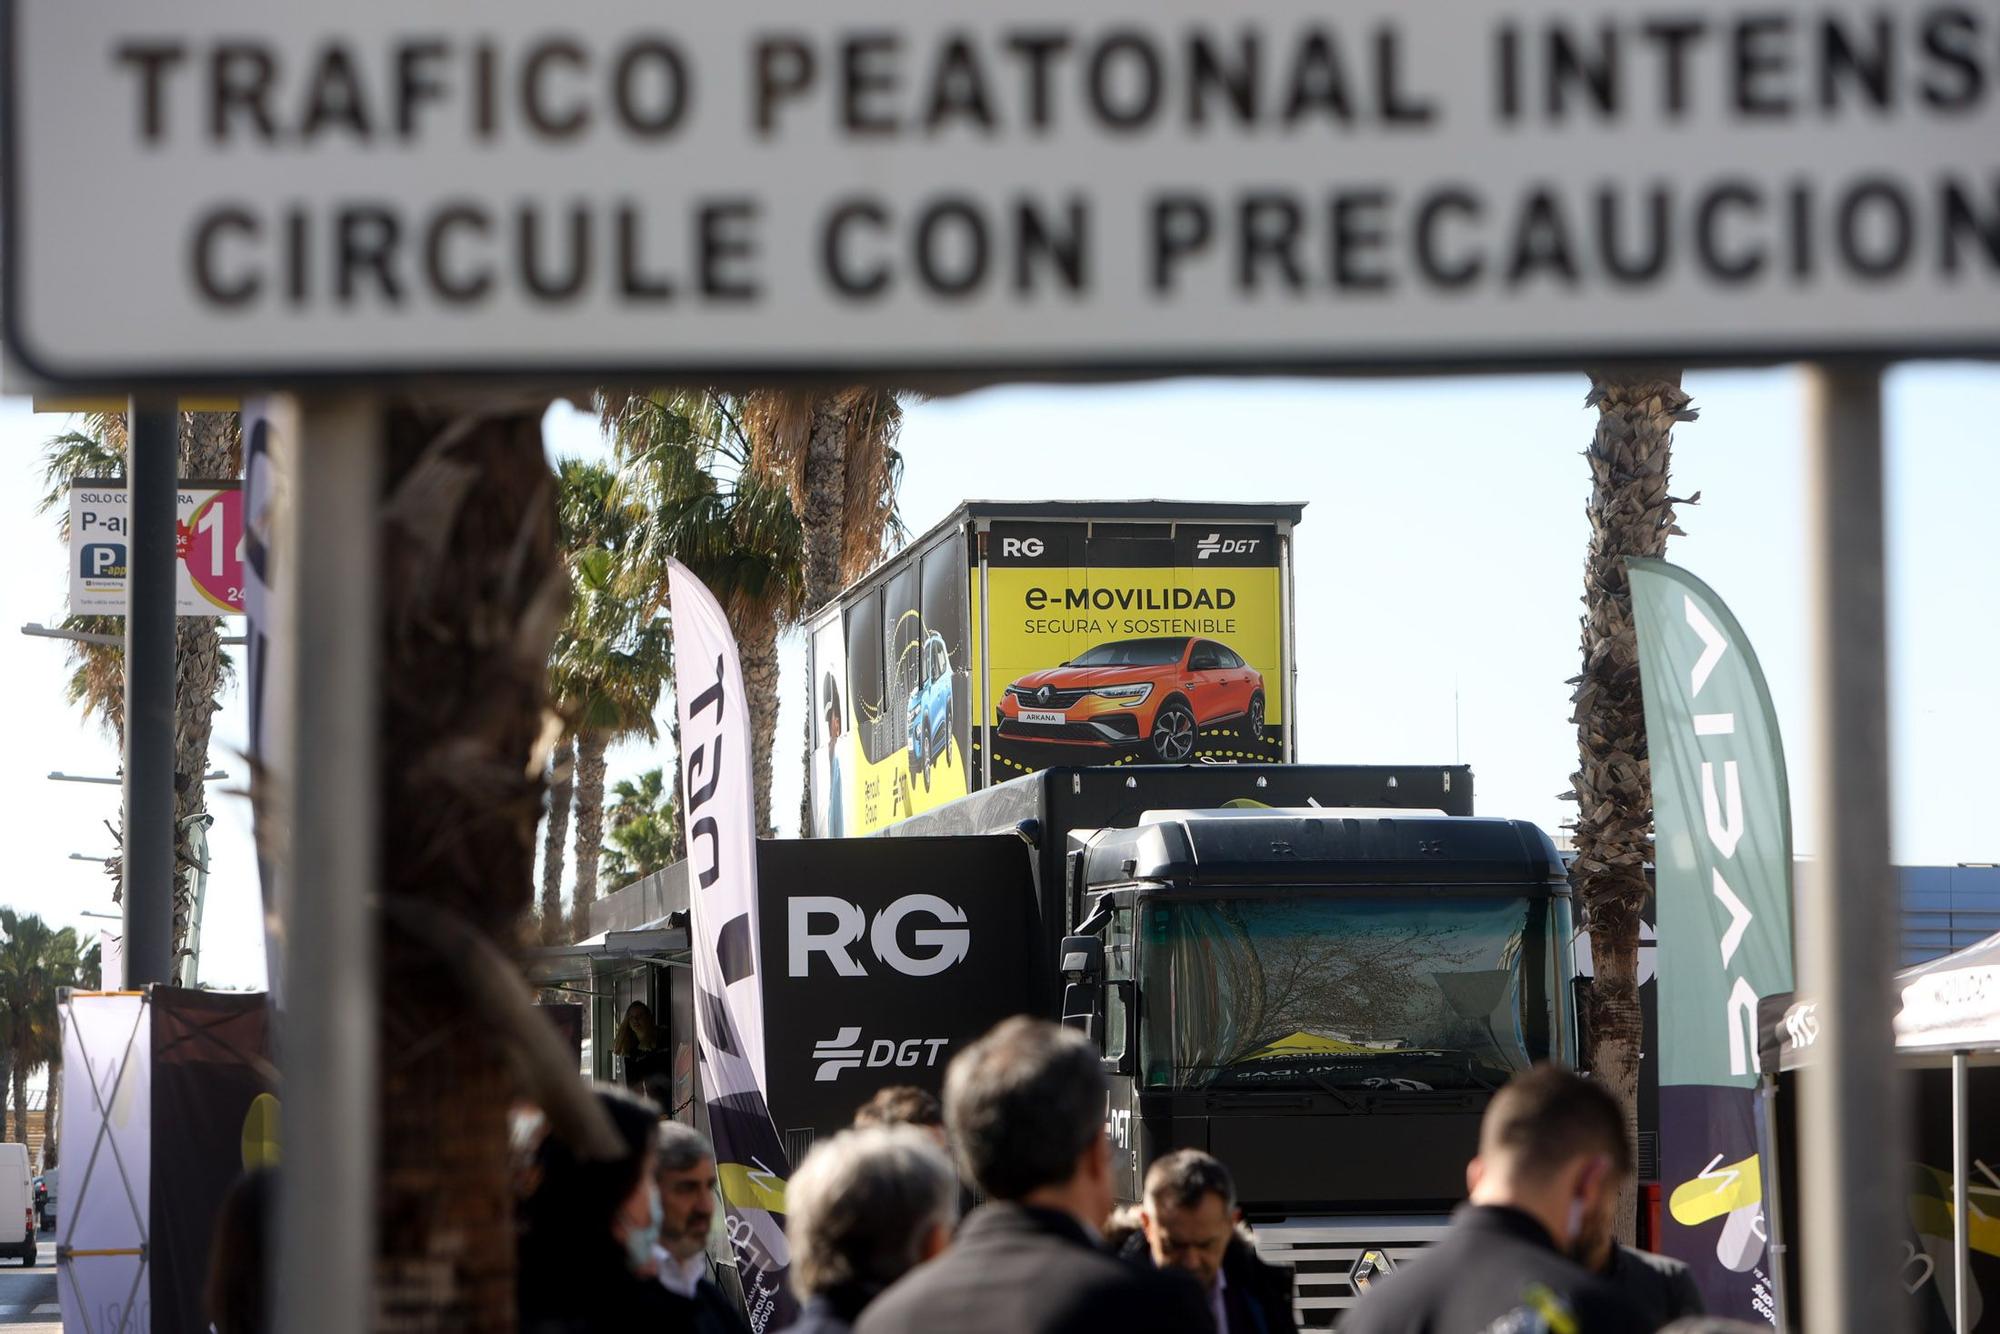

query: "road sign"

left=5, top=0, right=2000, bottom=385
left=68, top=481, right=245, bottom=616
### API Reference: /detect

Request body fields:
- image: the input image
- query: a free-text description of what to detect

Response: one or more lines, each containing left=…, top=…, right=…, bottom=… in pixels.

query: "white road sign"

left=5, top=0, right=1999, bottom=385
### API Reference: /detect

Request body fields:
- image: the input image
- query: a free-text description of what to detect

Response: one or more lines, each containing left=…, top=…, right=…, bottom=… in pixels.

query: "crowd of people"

left=497, top=1014, right=1763, bottom=1334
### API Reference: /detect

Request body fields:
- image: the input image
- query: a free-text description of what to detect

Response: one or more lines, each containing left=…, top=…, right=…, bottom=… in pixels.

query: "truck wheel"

left=1150, top=701, right=1197, bottom=762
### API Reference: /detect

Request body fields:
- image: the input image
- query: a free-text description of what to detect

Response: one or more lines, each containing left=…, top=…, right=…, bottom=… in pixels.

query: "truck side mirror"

left=1059, top=935, right=1104, bottom=1039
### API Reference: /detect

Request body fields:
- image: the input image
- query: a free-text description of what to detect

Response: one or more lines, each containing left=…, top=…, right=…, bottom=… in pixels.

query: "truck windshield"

left=1138, top=893, right=1555, bottom=1092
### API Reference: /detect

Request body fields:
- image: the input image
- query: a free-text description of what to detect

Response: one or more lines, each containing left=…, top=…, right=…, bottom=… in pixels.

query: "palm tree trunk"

left=0, top=1050, right=10, bottom=1142
left=9, top=1067, right=23, bottom=1152
left=1568, top=371, right=1696, bottom=1247
left=172, top=413, right=242, bottom=973
left=739, top=617, right=781, bottom=838
left=173, top=616, right=224, bottom=972
left=375, top=402, right=560, bottom=1327
left=796, top=396, right=851, bottom=835
left=570, top=730, right=610, bottom=939
left=42, top=1066, right=57, bottom=1169
left=800, top=397, right=851, bottom=617
left=540, top=735, right=575, bottom=944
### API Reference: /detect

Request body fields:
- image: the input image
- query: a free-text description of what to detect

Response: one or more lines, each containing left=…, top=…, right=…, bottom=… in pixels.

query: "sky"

left=1, top=362, right=1996, bottom=992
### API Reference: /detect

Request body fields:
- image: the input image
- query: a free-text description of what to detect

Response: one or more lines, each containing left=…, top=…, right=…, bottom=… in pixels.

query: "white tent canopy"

left=1896, top=932, right=2000, bottom=1054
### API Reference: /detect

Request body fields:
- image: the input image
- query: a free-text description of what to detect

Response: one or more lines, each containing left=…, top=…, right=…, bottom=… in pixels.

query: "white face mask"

left=1563, top=1196, right=1587, bottom=1252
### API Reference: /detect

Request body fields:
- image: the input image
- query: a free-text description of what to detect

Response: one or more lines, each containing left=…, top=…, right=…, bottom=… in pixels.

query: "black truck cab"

left=1057, top=808, right=1579, bottom=1325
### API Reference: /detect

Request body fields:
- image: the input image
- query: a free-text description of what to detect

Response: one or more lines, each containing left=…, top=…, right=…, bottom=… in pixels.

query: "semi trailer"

left=804, top=501, right=1305, bottom=836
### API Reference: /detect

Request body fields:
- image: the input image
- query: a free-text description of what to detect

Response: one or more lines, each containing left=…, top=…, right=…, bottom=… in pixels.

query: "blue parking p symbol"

left=82, top=543, right=126, bottom=578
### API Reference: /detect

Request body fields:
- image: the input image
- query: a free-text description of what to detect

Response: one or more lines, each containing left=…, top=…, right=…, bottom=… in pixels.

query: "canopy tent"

left=58, top=988, right=275, bottom=1334
left=1759, top=931, right=2000, bottom=1332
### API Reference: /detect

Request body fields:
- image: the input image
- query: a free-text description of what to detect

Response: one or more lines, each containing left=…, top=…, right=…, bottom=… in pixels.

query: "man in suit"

left=651, top=1122, right=751, bottom=1334
left=1342, top=1066, right=1652, bottom=1334
left=1125, top=1150, right=1298, bottom=1334
left=855, top=1018, right=1211, bottom=1334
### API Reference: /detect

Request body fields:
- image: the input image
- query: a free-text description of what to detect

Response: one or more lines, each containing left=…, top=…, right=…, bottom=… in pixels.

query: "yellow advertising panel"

left=973, top=521, right=1285, bottom=779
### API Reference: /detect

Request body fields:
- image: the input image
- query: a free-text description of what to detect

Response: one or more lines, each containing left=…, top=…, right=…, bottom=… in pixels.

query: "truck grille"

left=1250, top=1215, right=1453, bottom=1328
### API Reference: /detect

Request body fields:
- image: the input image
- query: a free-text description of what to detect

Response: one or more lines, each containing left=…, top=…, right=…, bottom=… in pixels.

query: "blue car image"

left=906, top=631, right=955, bottom=791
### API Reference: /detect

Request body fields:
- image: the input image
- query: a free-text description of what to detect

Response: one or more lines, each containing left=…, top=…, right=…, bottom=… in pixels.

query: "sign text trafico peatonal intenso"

left=5, top=0, right=2000, bottom=384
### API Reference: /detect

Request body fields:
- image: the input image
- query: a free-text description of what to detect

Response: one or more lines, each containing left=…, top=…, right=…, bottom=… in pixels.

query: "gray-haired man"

left=652, top=1121, right=749, bottom=1334
left=786, top=1126, right=958, bottom=1334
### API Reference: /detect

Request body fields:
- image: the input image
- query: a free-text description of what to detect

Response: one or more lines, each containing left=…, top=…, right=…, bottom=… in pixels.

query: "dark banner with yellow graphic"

left=974, top=521, right=1285, bottom=780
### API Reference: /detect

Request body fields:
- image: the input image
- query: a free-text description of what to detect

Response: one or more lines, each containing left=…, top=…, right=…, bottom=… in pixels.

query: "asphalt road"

left=0, top=1226, right=59, bottom=1331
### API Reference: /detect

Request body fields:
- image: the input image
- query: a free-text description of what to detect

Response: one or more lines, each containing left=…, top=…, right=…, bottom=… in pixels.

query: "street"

left=0, top=1227, right=59, bottom=1331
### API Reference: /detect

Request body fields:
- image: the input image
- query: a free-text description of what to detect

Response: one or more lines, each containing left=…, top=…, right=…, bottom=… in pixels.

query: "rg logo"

left=789, top=893, right=970, bottom=977
left=1000, top=537, right=1045, bottom=558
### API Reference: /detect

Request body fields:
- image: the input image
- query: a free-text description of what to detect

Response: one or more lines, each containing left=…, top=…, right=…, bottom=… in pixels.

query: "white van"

left=0, top=1144, right=34, bottom=1265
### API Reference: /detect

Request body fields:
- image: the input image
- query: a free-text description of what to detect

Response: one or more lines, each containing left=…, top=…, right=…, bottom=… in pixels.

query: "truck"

left=572, top=763, right=1578, bottom=1327
left=804, top=501, right=1305, bottom=837
left=873, top=764, right=1580, bottom=1327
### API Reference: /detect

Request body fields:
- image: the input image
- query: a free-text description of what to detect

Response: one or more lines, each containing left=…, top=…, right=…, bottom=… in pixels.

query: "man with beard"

left=1343, top=1066, right=1651, bottom=1334
left=1575, top=1169, right=1703, bottom=1327
left=652, top=1123, right=750, bottom=1334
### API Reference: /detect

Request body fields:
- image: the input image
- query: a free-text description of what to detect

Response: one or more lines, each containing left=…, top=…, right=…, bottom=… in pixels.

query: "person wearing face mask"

left=519, top=1085, right=691, bottom=1334
left=652, top=1122, right=751, bottom=1334
left=1342, top=1065, right=1651, bottom=1334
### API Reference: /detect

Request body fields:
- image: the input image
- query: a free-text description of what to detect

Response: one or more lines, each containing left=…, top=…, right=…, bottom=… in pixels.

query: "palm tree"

left=601, top=390, right=806, bottom=835
left=538, top=735, right=576, bottom=944
left=601, top=767, right=680, bottom=888
left=40, top=938, right=98, bottom=1170
left=736, top=390, right=907, bottom=831
left=739, top=389, right=906, bottom=617
left=0, top=912, right=87, bottom=1153
left=549, top=459, right=674, bottom=941
left=373, top=402, right=563, bottom=1327
left=1566, top=371, right=1698, bottom=1245
left=38, top=410, right=243, bottom=972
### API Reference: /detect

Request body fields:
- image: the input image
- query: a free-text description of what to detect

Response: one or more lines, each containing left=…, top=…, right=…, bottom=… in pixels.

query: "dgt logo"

left=1000, top=536, right=1045, bottom=558
left=81, top=543, right=127, bottom=579
left=813, top=1027, right=951, bottom=1082
left=789, top=894, right=970, bottom=978
left=1195, top=532, right=1260, bottom=560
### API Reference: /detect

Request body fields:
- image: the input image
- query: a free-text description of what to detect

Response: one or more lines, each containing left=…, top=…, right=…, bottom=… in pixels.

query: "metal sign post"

left=1799, top=364, right=1905, bottom=1334
left=120, top=399, right=176, bottom=987
left=271, top=394, right=379, bottom=1334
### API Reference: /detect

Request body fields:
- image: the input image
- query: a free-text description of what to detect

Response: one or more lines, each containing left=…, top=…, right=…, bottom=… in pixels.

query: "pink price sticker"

left=181, top=489, right=245, bottom=613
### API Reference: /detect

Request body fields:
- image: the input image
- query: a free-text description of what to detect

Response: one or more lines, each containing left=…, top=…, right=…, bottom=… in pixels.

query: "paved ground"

left=0, top=1227, right=59, bottom=1331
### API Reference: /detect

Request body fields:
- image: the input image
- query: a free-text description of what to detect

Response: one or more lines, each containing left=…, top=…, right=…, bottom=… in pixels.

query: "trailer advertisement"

left=807, top=502, right=1300, bottom=838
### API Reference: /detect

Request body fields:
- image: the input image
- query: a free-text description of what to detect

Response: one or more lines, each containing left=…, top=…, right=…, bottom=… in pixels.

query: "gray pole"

left=273, top=394, right=379, bottom=1334
left=1798, top=365, right=1906, bottom=1334
left=1953, top=1050, right=1970, bottom=1333
left=122, top=399, right=177, bottom=988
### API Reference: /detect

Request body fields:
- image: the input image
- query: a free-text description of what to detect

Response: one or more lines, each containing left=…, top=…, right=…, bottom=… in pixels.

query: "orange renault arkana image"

left=995, top=636, right=1264, bottom=762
